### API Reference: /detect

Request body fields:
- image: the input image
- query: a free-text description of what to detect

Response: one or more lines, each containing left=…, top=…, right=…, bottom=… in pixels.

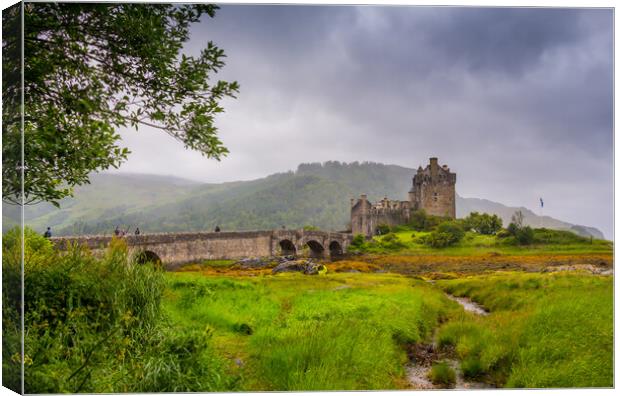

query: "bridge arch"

left=134, top=250, right=162, bottom=267
left=329, top=241, right=343, bottom=259
left=305, top=240, right=325, bottom=258
left=279, top=239, right=297, bottom=256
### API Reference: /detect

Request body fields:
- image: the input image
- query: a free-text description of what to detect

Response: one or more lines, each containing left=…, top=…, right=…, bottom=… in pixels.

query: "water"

left=445, top=294, right=489, bottom=316
left=406, top=290, right=493, bottom=390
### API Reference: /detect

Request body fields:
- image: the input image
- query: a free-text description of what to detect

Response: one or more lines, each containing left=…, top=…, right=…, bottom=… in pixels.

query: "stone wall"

left=51, top=230, right=352, bottom=268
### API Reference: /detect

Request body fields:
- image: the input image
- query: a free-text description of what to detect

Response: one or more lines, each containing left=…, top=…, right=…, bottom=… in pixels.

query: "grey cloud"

left=113, top=5, right=612, bottom=238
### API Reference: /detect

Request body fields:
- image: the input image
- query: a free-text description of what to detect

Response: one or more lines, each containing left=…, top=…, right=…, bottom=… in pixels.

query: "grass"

left=10, top=226, right=614, bottom=391
left=429, top=361, right=456, bottom=386
left=435, top=272, right=613, bottom=388
left=163, top=272, right=454, bottom=390
left=357, top=229, right=612, bottom=256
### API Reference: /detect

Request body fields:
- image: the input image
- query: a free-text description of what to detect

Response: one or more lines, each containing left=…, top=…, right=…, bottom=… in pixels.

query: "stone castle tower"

left=409, top=157, right=456, bottom=218
left=351, top=157, right=456, bottom=236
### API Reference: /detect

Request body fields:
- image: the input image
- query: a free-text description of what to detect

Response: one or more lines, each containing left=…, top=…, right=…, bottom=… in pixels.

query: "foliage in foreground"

left=164, top=273, right=454, bottom=390
left=2, top=227, right=231, bottom=393
left=436, top=272, right=613, bottom=388
left=3, top=3, right=239, bottom=206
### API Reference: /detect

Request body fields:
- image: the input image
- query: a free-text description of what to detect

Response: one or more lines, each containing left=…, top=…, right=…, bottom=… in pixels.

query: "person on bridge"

left=135, top=227, right=140, bottom=235
left=43, top=227, right=52, bottom=238
left=214, top=225, right=221, bottom=232
left=114, top=226, right=121, bottom=236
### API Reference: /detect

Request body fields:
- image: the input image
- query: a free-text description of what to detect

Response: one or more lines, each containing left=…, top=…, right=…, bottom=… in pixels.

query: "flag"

left=540, top=198, right=544, bottom=208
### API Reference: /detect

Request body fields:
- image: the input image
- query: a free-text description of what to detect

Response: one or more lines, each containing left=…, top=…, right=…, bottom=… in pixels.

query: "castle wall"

left=418, top=181, right=456, bottom=218
left=351, top=157, right=457, bottom=237
left=351, top=196, right=411, bottom=236
left=351, top=196, right=373, bottom=236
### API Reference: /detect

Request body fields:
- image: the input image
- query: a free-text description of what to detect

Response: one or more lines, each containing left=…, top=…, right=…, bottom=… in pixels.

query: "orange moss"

left=367, top=253, right=613, bottom=275
left=327, top=260, right=382, bottom=273
left=171, top=253, right=612, bottom=277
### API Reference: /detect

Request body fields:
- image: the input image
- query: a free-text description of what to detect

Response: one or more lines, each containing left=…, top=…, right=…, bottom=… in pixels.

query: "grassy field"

left=7, top=227, right=614, bottom=392
left=360, top=229, right=612, bottom=256
left=163, top=272, right=455, bottom=390
left=436, top=272, right=613, bottom=388
left=161, top=268, right=613, bottom=390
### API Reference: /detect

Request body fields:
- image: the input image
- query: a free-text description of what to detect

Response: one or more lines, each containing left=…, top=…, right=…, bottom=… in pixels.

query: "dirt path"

left=406, top=289, right=493, bottom=390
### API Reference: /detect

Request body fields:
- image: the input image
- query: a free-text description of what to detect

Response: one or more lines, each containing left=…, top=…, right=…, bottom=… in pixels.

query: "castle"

left=350, top=157, right=456, bottom=236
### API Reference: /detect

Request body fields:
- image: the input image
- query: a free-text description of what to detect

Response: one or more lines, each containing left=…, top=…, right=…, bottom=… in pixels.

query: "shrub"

left=408, top=210, right=447, bottom=231
left=437, top=221, right=465, bottom=240
left=423, top=221, right=465, bottom=248
left=350, top=234, right=365, bottom=248
left=379, top=233, right=406, bottom=251
left=462, top=212, right=502, bottom=235
left=390, top=224, right=410, bottom=233
left=2, top=227, right=231, bottom=393
left=516, top=226, right=535, bottom=245
left=429, top=361, right=456, bottom=386
left=495, top=229, right=511, bottom=238
left=375, top=224, right=391, bottom=235
left=424, top=232, right=454, bottom=248
left=461, top=357, right=484, bottom=379
left=505, top=226, right=535, bottom=245
left=506, top=211, right=535, bottom=245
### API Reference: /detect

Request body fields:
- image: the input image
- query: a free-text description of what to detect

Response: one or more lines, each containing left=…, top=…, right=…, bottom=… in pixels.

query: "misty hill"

left=4, top=161, right=605, bottom=239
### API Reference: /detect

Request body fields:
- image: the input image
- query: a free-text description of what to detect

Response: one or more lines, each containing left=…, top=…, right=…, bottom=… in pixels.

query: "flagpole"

left=540, top=198, right=544, bottom=229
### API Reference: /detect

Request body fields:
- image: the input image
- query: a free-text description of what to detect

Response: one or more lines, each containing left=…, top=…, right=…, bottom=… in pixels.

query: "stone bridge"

left=50, top=229, right=353, bottom=268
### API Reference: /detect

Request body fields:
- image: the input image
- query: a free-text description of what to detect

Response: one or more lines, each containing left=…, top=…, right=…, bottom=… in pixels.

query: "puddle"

left=445, top=294, right=489, bottom=316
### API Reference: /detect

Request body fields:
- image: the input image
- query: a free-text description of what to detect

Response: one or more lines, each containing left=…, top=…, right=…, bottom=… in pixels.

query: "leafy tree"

left=2, top=3, right=239, bottom=206
left=462, top=212, right=503, bottom=235
left=423, top=220, right=465, bottom=248
left=506, top=210, right=534, bottom=245
left=408, top=209, right=446, bottom=231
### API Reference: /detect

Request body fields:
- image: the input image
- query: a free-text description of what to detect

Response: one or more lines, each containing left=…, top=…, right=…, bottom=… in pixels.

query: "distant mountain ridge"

left=3, top=161, right=605, bottom=239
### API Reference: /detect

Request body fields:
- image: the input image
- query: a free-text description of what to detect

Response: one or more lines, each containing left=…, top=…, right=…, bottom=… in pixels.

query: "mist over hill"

left=4, top=161, right=605, bottom=239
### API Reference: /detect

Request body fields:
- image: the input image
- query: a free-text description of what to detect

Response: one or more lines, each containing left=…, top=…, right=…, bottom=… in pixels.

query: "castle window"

left=433, top=192, right=438, bottom=201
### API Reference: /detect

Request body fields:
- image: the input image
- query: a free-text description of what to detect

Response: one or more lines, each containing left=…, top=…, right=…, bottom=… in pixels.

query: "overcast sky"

left=111, top=5, right=613, bottom=239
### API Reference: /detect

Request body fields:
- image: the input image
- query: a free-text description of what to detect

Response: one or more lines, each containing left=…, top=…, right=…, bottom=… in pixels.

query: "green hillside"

left=4, top=161, right=605, bottom=239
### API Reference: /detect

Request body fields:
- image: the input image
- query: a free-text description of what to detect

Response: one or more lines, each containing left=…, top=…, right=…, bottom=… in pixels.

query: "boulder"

left=272, top=259, right=326, bottom=275
left=272, top=260, right=310, bottom=274
left=235, top=257, right=277, bottom=269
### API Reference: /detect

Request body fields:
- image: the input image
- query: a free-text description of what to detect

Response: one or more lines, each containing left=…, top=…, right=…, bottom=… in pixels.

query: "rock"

left=272, top=260, right=307, bottom=273
left=235, top=257, right=277, bottom=269
left=271, top=259, right=325, bottom=275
